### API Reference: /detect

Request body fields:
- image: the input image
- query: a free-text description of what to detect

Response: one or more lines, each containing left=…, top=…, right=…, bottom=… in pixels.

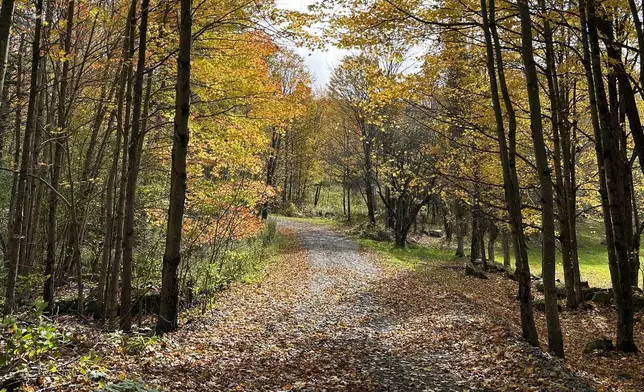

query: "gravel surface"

left=278, top=219, right=471, bottom=391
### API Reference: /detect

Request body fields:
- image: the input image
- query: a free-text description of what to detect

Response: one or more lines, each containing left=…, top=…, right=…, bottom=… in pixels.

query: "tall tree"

left=3, top=0, right=44, bottom=314
left=120, top=0, right=150, bottom=332
left=581, top=0, right=637, bottom=352
left=0, top=0, right=15, bottom=102
left=481, top=0, right=538, bottom=347
left=517, top=0, right=564, bottom=358
left=156, top=0, right=192, bottom=334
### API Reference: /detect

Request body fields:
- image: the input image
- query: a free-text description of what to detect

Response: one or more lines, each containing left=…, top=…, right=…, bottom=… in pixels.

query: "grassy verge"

left=354, top=237, right=455, bottom=268
left=239, top=229, right=290, bottom=285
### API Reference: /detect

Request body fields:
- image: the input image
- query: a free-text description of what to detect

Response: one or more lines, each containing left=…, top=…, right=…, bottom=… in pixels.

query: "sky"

left=275, top=0, right=348, bottom=89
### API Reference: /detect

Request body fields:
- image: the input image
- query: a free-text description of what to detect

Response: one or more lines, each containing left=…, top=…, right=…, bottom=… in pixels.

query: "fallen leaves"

left=16, top=223, right=643, bottom=391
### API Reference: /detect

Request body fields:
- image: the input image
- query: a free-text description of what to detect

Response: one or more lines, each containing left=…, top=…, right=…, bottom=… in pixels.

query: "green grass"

left=239, top=230, right=289, bottom=284
left=354, top=237, right=456, bottom=268
left=507, top=220, right=613, bottom=288
left=302, top=185, right=371, bottom=218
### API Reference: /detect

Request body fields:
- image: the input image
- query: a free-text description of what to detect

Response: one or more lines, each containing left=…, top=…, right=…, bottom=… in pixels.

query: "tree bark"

left=517, top=0, right=564, bottom=358
left=3, top=0, right=43, bottom=314
left=538, top=0, right=577, bottom=309
left=455, top=199, right=466, bottom=257
left=156, top=0, right=192, bottom=334
left=582, top=0, right=637, bottom=352
left=120, top=0, right=150, bottom=332
left=25, top=69, right=47, bottom=275
left=7, top=34, right=23, bottom=267
left=97, top=112, right=119, bottom=316
left=502, top=230, right=511, bottom=271
left=484, top=0, right=539, bottom=347
left=362, top=123, right=377, bottom=225
left=261, top=127, right=281, bottom=220
left=0, top=0, right=16, bottom=102
left=488, top=222, right=498, bottom=264
left=108, top=0, right=136, bottom=329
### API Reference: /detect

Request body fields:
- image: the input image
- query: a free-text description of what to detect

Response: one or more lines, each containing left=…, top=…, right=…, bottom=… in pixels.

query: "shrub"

left=123, top=335, right=158, bottom=355
left=0, top=301, right=69, bottom=368
left=281, top=202, right=299, bottom=217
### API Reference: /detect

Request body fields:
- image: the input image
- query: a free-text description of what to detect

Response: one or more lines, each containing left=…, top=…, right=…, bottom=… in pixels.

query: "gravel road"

left=278, top=218, right=469, bottom=391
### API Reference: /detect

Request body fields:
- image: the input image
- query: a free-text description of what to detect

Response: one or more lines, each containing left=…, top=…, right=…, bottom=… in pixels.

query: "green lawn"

left=516, top=220, right=614, bottom=288
left=354, top=237, right=456, bottom=268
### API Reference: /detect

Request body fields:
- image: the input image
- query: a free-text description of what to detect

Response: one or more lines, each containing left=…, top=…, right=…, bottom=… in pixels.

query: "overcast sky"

left=275, top=0, right=348, bottom=89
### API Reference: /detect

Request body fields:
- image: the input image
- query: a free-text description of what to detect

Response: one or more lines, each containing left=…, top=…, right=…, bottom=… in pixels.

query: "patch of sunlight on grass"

left=490, top=219, right=616, bottom=288
left=355, top=237, right=456, bottom=268
left=240, top=231, right=289, bottom=285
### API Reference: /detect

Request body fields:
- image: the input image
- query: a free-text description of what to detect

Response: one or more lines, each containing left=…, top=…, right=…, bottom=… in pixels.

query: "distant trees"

left=375, top=110, right=437, bottom=247
left=261, top=51, right=312, bottom=219
left=325, top=51, right=439, bottom=246
left=328, top=56, right=379, bottom=225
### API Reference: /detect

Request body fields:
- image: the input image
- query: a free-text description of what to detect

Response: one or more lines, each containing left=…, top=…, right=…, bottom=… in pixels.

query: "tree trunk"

left=44, top=69, right=60, bottom=311
left=7, top=34, right=23, bottom=266
left=361, top=123, right=376, bottom=224
left=156, top=0, right=192, bottom=334
left=488, top=222, right=498, bottom=264
left=584, top=0, right=637, bottom=352
left=563, top=86, right=583, bottom=303
left=22, top=67, right=46, bottom=276
left=120, top=0, right=149, bottom=332
left=470, top=204, right=481, bottom=262
left=539, top=0, right=577, bottom=309
left=3, top=0, right=43, bottom=314
left=502, top=230, right=511, bottom=271
left=347, top=186, right=351, bottom=222
left=0, top=0, right=16, bottom=102
left=108, top=0, right=136, bottom=329
left=597, top=16, right=642, bottom=290
left=0, top=84, right=9, bottom=160
left=97, top=113, right=119, bottom=316
left=65, top=139, right=84, bottom=314
left=455, top=199, right=466, bottom=257
left=282, top=131, right=289, bottom=203
left=517, top=0, right=564, bottom=358
left=483, top=0, right=539, bottom=347
left=261, top=128, right=281, bottom=220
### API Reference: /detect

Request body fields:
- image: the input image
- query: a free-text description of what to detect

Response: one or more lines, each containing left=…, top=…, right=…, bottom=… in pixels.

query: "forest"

left=0, top=0, right=643, bottom=390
